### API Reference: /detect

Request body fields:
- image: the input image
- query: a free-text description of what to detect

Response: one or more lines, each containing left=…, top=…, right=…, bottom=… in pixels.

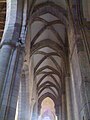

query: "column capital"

left=0, top=39, right=25, bottom=49
left=0, top=41, right=16, bottom=49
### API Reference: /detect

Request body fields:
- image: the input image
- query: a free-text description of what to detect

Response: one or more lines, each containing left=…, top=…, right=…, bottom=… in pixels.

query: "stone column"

left=31, top=102, right=38, bottom=120
left=59, top=106, right=62, bottom=120
left=61, top=92, right=67, bottom=120
left=18, top=65, right=30, bottom=120
left=55, top=105, right=59, bottom=120
left=0, top=0, right=25, bottom=119
left=65, top=75, right=72, bottom=120
left=67, top=1, right=90, bottom=119
left=55, top=105, right=61, bottom=120
left=0, top=43, right=13, bottom=96
left=31, top=82, right=38, bottom=120
left=0, top=44, right=24, bottom=120
left=76, top=38, right=90, bottom=119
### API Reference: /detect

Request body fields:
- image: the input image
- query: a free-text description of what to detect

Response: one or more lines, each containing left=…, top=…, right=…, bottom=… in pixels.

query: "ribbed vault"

left=0, top=0, right=6, bottom=41
left=30, top=0, right=68, bottom=110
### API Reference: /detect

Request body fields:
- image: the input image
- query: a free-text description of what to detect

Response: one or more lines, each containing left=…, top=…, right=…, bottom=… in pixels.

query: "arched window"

left=38, top=97, right=56, bottom=120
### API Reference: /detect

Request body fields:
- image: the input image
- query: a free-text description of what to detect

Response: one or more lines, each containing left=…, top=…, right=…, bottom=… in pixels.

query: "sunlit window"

left=43, top=116, right=51, bottom=120
left=38, top=97, right=57, bottom=120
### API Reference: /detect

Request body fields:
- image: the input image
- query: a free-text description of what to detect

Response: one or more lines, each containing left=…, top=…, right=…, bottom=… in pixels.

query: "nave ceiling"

left=0, top=0, right=74, bottom=111
left=0, top=0, right=68, bottom=110
left=29, top=0, right=68, bottom=109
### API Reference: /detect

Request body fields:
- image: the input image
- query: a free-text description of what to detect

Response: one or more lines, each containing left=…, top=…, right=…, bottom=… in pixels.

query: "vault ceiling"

left=0, top=0, right=6, bottom=42
left=30, top=0, right=68, bottom=106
